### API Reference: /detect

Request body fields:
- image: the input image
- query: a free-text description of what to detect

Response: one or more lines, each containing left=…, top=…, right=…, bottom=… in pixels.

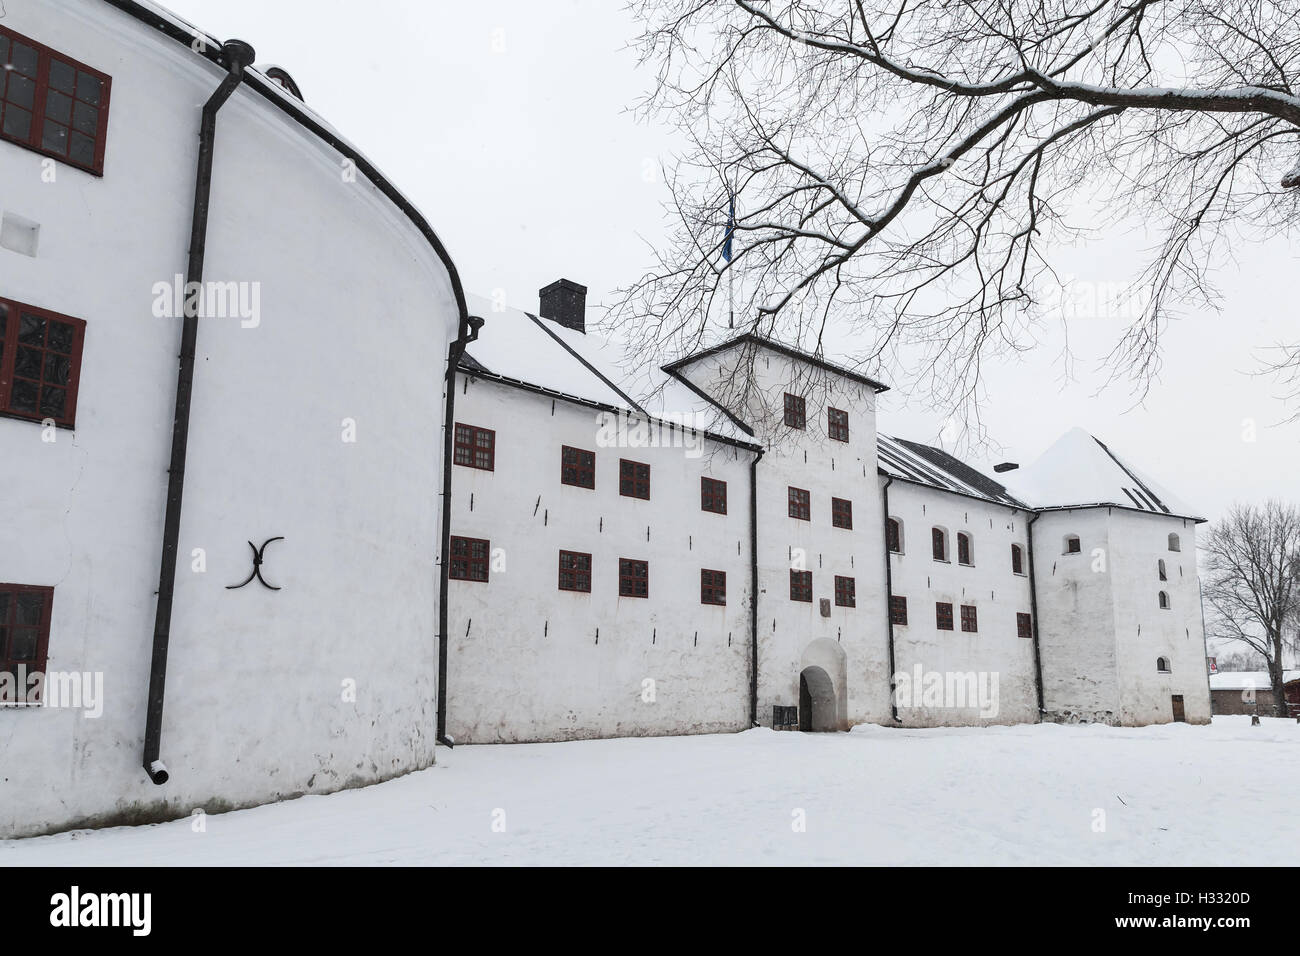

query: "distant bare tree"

left=1212, top=647, right=1267, bottom=672
left=617, top=0, right=1300, bottom=429
left=1202, top=501, right=1300, bottom=717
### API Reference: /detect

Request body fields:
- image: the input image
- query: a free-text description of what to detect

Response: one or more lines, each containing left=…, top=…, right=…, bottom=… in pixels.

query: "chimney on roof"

left=993, top=462, right=1019, bottom=473
left=539, top=279, right=587, bottom=334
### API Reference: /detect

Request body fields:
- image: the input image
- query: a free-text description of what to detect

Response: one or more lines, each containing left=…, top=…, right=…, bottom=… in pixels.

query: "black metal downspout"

left=436, top=316, right=483, bottom=748
left=882, top=476, right=899, bottom=721
left=1026, top=512, right=1046, bottom=719
left=143, top=40, right=256, bottom=786
left=748, top=447, right=764, bottom=726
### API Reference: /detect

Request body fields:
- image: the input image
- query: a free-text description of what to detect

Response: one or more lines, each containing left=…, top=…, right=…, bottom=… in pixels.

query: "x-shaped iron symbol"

left=226, top=537, right=285, bottom=591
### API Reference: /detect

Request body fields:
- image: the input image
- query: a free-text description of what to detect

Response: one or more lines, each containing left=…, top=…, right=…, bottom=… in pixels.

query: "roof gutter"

left=436, top=316, right=484, bottom=748
left=1026, top=511, right=1046, bottom=718
left=142, top=38, right=256, bottom=786
left=882, top=475, right=899, bottom=721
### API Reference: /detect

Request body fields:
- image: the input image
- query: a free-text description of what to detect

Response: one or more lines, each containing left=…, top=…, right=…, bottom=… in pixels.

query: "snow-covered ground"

left=4, top=716, right=1295, bottom=866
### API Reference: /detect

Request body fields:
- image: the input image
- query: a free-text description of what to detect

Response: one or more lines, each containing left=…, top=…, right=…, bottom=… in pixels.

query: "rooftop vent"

left=539, top=279, right=587, bottom=334
left=262, top=65, right=304, bottom=101
left=993, top=462, right=1019, bottom=473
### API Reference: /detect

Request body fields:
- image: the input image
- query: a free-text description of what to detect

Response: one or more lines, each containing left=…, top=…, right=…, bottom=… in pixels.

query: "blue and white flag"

left=722, top=194, right=735, bottom=263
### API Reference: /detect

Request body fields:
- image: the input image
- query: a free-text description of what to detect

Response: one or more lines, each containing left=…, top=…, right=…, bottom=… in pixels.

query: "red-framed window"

left=887, top=517, right=902, bottom=553
left=453, top=423, right=495, bottom=471
left=831, top=497, right=853, bottom=529
left=932, top=527, right=948, bottom=561
left=936, top=601, right=954, bottom=630
left=1011, top=543, right=1024, bottom=575
left=788, top=486, right=810, bottom=520
left=558, top=550, right=592, bottom=592
left=1017, top=612, right=1033, bottom=639
left=701, top=569, right=726, bottom=605
left=960, top=604, right=978, bottom=633
left=957, top=532, right=973, bottom=566
left=701, top=476, right=727, bottom=514
left=0, top=584, right=53, bottom=704
left=619, top=558, right=648, bottom=598
left=0, top=28, right=112, bottom=176
left=449, top=535, right=490, bottom=582
left=561, top=445, right=595, bottom=488
left=0, top=297, right=87, bottom=428
left=790, top=569, right=813, bottom=602
left=834, top=575, right=856, bottom=607
left=783, top=392, right=806, bottom=429
left=619, top=459, right=650, bottom=499
left=828, top=407, right=849, bottom=442
left=890, top=595, right=908, bottom=625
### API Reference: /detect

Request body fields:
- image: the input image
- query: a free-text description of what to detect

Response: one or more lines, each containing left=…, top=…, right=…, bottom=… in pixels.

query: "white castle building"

left=1, top=0, right=1211, bottom=839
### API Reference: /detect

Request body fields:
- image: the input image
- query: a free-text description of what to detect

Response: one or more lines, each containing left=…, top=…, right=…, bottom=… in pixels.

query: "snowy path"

left=3, top=716, right=1296, bottom=866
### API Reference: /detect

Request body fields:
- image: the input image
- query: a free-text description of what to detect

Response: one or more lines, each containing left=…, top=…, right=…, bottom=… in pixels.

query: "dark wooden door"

left=1171, top=695, right=1186, bottom=722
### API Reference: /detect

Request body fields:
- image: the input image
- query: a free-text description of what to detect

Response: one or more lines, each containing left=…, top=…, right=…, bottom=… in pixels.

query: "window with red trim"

left=561, top=445, right=595, bottom=488
left=558, top=550, right=592, bottom=592
left=0, top=584, right=53, bottom=704
left=788, top=486, right=810, bottom=520
left=890, top=595, right=908, bottom=625
left=831, top=497, right=853, bottom=529
left=619, top=558, right=648, bottom=598
left=619, top=459, right=650, bottom=499
left=828, top=407, right=849, bottom=442
left=701, top=476, right=727, bottom=514
left=783, top=393, right=806, bottom=429
left=449, top=536, right=490, bottom=582
left=790, top=569, right=812, bottom=602
left=932, top=527, right=948, bottom=561
left=834, top=575, right=855, bottom=607
left=701, top=569, right=726, bottom=605
left=960, top=604, right=978, bottom=633
left=0, top=28, right=111, bottom=175
left=0, top=297, right=86, bottom=428
left=936, top=601, right=954, bottom=630
left=453, top=424, right=494, bottom=471
left=1017, top=612, right=1033, bottom=639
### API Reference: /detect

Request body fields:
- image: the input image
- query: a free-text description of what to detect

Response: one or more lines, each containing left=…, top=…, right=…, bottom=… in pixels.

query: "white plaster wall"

left=885, top=482, right=1039, bottom=726
left=674, top=347, right=893, bottom=729
left=446, top=374, right=754, bottom=742
left=0, top=0, right=459, bottom=837
left=1105, top=511, right=1212, bottom=725
left=1032, top=510, right=1120, bottom=722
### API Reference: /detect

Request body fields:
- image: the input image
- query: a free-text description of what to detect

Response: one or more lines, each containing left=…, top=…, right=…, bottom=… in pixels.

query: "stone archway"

left=799, top=666, right=837, bottom=731
left=798, top=638, right=849, bottom=731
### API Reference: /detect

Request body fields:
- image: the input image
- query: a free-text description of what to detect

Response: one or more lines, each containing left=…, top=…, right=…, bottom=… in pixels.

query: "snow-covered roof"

left=997, top=427, right=1202, bottom=521
left=461, top=296, right=757, bottom=447
left=1209, top=671, right=1300, bottom=691
left=878, top=435, right=1027, bottom=509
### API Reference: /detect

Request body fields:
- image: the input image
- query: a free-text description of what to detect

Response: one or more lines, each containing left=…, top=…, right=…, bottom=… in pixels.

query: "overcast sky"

left=163, top=0, right=1299, bottom=523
